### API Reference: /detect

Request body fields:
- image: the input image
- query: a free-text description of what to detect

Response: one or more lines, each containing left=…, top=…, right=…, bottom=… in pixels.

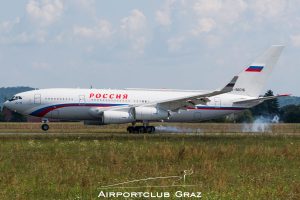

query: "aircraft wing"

left=233, top=94, right=290, bottom=108
left=92, top=76, right=238, bottom=114
left=156, top=76, right=239, bottom=111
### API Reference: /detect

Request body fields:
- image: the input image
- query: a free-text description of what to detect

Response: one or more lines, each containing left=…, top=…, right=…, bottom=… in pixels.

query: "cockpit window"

left=8, top=96, right=16, bottom=101
left=8, top=96, right=22, bottom=101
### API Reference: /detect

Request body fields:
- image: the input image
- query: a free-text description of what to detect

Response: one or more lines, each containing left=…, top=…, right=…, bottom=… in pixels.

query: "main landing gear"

left=127, top=126, right=156, bottom=134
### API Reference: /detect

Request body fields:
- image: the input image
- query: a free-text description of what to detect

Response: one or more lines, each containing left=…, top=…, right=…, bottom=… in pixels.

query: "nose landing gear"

left=41, top=124, right=49, bottom=131
left=41, top=119, right=49, bottom=131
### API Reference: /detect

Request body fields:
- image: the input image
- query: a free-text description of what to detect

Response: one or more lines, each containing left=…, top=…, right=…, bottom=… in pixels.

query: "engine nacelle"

left=135, top=107, right=169, bottom=121
left=102, top=111, right=134, bottom=124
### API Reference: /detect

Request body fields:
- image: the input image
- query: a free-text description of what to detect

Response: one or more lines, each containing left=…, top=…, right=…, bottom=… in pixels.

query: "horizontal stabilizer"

left=233, top=94, right=290, bottom=107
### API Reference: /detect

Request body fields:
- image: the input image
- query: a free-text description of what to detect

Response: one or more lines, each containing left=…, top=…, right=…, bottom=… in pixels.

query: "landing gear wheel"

left=139, top=126, right=146, bottom=133
left=127, top=126, right=156, bottom=134
left=41, top=124, right=49, bottom=131
left=127, top=126, right=134, bottom=133
left=151, top=126, right=155, bottom=133
left=146, top=126, right=155, bottom=133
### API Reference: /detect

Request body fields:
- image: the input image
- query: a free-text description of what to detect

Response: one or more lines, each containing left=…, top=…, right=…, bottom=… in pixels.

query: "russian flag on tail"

left=245, top=65, right=264, bottom=72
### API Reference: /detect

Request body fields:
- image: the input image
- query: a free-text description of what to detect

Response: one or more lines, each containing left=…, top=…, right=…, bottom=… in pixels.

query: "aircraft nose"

left=3, top=101, right=11, bottom=110
left=1, top=101, right=6, bottom=112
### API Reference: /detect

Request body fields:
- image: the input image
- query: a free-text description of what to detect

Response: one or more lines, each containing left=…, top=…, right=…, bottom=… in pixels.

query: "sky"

left=0, top=0, right=300, bottom=95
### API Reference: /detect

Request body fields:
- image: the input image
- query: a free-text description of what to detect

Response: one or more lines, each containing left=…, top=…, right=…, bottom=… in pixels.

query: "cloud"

left=73, top=20, right=113, bottom=40
left=156, top=10, right=172, bottom=27
left=0, top=28, right=48, bottom=45
left=0, top=17, right=20, bottom=33
left=74, top=0, right=95, bottom=10
left=193, top=0, right=222, bottom=14
left=71, top=0, right=96, bottom=16
left=132, top=37, right=147, bottom=53
left=191, top=18, right=216, bottom=35
left=167, top=36, right=185, bottom=52
left=35, top=29, right=48, bottom=43
left=250, top=0, right=287, bottom=19
left=121, top=9, right=148, bottom=54
left=290, top=34, right=300, bottom=47
left=26, top=0, right=64, bottom=26
left=186, top=0, right=248, bottom=46
left=121, top=9, right=147, bottom=37
left=193, top=0, right=247, bottom=24
left=204, top=34, right=222, bottom=47
left=155, top=0, right=175, bottom=26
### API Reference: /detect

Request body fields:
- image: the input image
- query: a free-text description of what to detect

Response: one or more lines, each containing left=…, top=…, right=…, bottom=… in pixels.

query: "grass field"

left=0, top=123, right=299, bottom=199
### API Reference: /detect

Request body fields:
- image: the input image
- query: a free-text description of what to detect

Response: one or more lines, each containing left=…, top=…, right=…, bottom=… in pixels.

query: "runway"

left=0, top=122, right=300, bottom=140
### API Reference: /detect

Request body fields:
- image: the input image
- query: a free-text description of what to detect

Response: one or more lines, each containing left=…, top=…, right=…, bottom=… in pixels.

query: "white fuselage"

left=4, top=88, right=251, bottom=123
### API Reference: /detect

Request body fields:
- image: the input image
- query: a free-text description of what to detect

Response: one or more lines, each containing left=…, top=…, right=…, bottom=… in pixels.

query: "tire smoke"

left=155, top=125, right=201, bottom=134
left=242, top=115, right=279, bottom=132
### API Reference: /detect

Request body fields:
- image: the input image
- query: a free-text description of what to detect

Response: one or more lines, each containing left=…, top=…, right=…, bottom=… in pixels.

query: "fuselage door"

left=34, top=94, right=41, bottom=104
left=79, top=95, right=85, bottom=105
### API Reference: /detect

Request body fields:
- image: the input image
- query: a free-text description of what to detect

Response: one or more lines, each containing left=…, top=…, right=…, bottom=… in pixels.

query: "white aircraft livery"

left=3, top=45, right=287, bottom=133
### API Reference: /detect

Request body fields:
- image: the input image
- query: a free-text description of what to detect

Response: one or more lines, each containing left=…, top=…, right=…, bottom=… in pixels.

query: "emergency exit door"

left=34, top=94, right=41, bottom=104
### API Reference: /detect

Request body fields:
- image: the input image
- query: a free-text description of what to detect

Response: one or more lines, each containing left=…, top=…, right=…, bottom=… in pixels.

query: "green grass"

left=0, top=134, right=299, bottom=199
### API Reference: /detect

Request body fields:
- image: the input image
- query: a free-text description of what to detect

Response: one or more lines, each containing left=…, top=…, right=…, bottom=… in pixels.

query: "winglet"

left=222, top=76, right=239, bottom=92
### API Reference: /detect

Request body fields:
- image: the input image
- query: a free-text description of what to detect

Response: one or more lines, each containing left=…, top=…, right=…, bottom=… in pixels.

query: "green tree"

left=9, top=112, right=27, bottom=122
left=251, top=90, right=280, bottom=117
left=0, top=111, right=5, bottom=122
left=280, top=105, right=300, bottom=123
left=234, top=109, right=254, bottom=123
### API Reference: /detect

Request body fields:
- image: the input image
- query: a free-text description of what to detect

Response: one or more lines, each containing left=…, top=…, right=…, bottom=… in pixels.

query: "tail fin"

left=232, top=45, right=284, bottom=97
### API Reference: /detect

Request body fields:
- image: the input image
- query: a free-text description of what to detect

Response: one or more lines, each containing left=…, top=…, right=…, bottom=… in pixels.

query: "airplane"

left=3, top=45, right=287, bottom=133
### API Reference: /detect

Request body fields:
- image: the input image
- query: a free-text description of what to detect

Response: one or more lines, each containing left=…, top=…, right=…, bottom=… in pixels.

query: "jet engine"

left=102, top=110, right=135, bottom=124
left=84, top=110, right=133, bottom=125
left=135, top=107, right=169, bottom=121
